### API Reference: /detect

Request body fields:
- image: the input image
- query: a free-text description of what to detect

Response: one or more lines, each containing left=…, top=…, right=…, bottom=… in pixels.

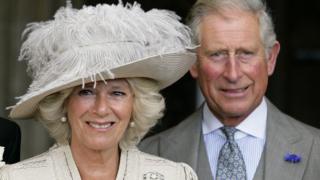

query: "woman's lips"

left=86, top=121, right=116, bottom=130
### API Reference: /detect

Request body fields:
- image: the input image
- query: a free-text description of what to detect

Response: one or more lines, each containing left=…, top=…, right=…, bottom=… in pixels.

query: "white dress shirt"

left=202, top=98, right=267, bottom=180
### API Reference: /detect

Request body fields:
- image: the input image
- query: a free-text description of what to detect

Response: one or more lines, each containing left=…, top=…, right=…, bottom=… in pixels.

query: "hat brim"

left=10, top=51, right=196, bottom=119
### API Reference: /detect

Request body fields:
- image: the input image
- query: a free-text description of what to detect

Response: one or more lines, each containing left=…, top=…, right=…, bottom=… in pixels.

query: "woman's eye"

left=78, top=89, right=94, bottom=96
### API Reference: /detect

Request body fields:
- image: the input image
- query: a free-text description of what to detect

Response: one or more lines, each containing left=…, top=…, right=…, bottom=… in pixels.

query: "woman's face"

left=66, top=79, right=134, bottom=152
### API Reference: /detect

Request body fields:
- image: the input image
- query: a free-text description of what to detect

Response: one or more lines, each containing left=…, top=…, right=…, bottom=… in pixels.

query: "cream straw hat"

left=9, top=1, right=196, bottom=119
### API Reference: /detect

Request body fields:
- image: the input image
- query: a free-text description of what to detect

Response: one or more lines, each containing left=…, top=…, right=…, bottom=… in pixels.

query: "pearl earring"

left=60, top=116, right=67, bottom=123
left=129, top=121, right=135, bottom=128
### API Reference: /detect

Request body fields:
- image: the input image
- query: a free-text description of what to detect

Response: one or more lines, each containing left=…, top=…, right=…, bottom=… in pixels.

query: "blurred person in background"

left=0, top=117, right=21, bottom=164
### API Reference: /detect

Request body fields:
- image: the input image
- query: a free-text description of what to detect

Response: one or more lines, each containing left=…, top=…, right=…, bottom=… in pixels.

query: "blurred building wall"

left=0, top=0, right=79, bottom=160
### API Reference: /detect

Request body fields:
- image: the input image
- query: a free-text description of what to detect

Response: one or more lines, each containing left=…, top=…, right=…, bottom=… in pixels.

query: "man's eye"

left=210, top=52, right=222, bottom=57
left=78, top=89, right=93, bottom=96
left=238, top=51, right=254, bottom=59
left=209, top=51, right=227, bottom=61
left=112, top=91, right=126, bottom=96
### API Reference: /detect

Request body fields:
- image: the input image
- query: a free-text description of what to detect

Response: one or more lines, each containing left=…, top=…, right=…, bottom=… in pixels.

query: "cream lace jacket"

left=0, top=145, right=197, bottom=180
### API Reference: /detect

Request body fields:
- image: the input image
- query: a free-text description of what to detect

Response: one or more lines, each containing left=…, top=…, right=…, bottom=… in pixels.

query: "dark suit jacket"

left=0, top=117, right=21, bottom=164
left=139, top=99, right=320, bottom=180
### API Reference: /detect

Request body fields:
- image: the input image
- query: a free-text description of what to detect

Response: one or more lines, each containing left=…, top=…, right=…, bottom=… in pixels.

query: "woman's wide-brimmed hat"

left=9, top=2, right=196, bottom=119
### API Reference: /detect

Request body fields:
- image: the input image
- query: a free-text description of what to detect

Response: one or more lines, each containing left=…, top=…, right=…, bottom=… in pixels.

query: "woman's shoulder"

left=0, top=150, right=51, bottom=179
left=125, top=148, right=198, bottom=180
left=0, top=145, right=69, bottom=180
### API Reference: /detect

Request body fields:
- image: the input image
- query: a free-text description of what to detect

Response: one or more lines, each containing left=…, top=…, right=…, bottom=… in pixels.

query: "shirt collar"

left=202, top=103, right=223, bottom=134
left=202, top=97, right=267, bottom=139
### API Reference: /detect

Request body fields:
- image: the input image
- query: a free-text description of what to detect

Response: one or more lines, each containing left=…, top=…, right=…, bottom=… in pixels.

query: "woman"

left=0, top=2, right=197, bottom=180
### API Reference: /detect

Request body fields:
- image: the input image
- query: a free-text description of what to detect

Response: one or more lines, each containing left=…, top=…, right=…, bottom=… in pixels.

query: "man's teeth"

left=89, top=122, right=112, bottom=129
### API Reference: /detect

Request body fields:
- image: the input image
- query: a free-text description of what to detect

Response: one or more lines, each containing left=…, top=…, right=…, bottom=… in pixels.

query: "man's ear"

left=189, top=62, right=199, bottom=79
left=267, top=41, right=280, bottom=75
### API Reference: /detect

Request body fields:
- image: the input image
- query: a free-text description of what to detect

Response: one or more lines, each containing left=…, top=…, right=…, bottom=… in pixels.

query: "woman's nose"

left=92, top=95, right=111, bottom=117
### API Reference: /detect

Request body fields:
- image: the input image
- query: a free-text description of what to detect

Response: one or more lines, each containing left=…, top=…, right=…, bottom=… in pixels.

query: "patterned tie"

left=216, top=127, right=247, bottom=180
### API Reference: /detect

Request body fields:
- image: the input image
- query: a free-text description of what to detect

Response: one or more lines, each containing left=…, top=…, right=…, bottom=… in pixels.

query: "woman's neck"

left=70, top=143, right=120, bottom=180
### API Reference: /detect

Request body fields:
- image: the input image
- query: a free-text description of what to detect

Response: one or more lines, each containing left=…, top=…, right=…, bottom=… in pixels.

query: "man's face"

left=190, top=10, right=279, bottom=125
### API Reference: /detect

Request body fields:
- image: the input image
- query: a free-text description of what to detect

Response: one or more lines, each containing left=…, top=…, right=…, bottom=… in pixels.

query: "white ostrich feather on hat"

left=20, top=2, right=191, bottom=81
left=10, top=1, right=196, bottom=118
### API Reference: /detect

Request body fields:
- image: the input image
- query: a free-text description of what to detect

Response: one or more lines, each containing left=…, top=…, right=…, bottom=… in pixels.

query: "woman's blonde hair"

left=36, top=77, right=165, bottom=149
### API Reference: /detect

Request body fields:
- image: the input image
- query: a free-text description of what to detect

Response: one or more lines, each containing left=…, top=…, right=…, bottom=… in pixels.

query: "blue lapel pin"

left=284, top=153, right=301, bottom=163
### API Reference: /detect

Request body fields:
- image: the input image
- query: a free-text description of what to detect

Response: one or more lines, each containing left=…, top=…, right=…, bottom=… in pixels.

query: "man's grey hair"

left=36, top=77, right=164, bottom=150
left=188, top=0, right=277, bottom=53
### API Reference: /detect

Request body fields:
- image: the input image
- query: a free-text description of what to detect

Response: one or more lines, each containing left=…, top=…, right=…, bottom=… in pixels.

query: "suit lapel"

left=197, top=132, right=213, bottom=180
left=159, top=107, right=213, bottom=180
left=254, top=100, right=313, bottom=180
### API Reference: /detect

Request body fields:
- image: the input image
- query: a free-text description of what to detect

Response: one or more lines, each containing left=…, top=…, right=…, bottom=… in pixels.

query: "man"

left=0, top=117, right=21, bottom=164
left=139, top=0, right=320, bottom=179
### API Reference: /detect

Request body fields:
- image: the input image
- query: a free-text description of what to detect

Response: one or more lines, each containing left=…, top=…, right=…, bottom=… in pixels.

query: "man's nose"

left=223, top=57, right=242, bottom=82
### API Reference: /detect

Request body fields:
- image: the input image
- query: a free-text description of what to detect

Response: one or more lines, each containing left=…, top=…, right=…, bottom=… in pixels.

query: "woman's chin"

left=86, top=140, right=119, bottom=152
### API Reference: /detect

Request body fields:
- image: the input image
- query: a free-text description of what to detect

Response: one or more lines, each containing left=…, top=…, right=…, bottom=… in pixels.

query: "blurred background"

left=0, top=0, right=319, bottom=160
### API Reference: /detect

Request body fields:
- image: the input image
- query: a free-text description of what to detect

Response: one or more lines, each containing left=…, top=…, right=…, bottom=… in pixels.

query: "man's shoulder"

left=267, top=100, right=320, bottom=138
left=139, top=108, right=203, bottom=155
left=138, top=122, right=184, bottom=153
left=286, top=115, right=320, bottom=138
left=140, top=108, right=202, bottom=146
